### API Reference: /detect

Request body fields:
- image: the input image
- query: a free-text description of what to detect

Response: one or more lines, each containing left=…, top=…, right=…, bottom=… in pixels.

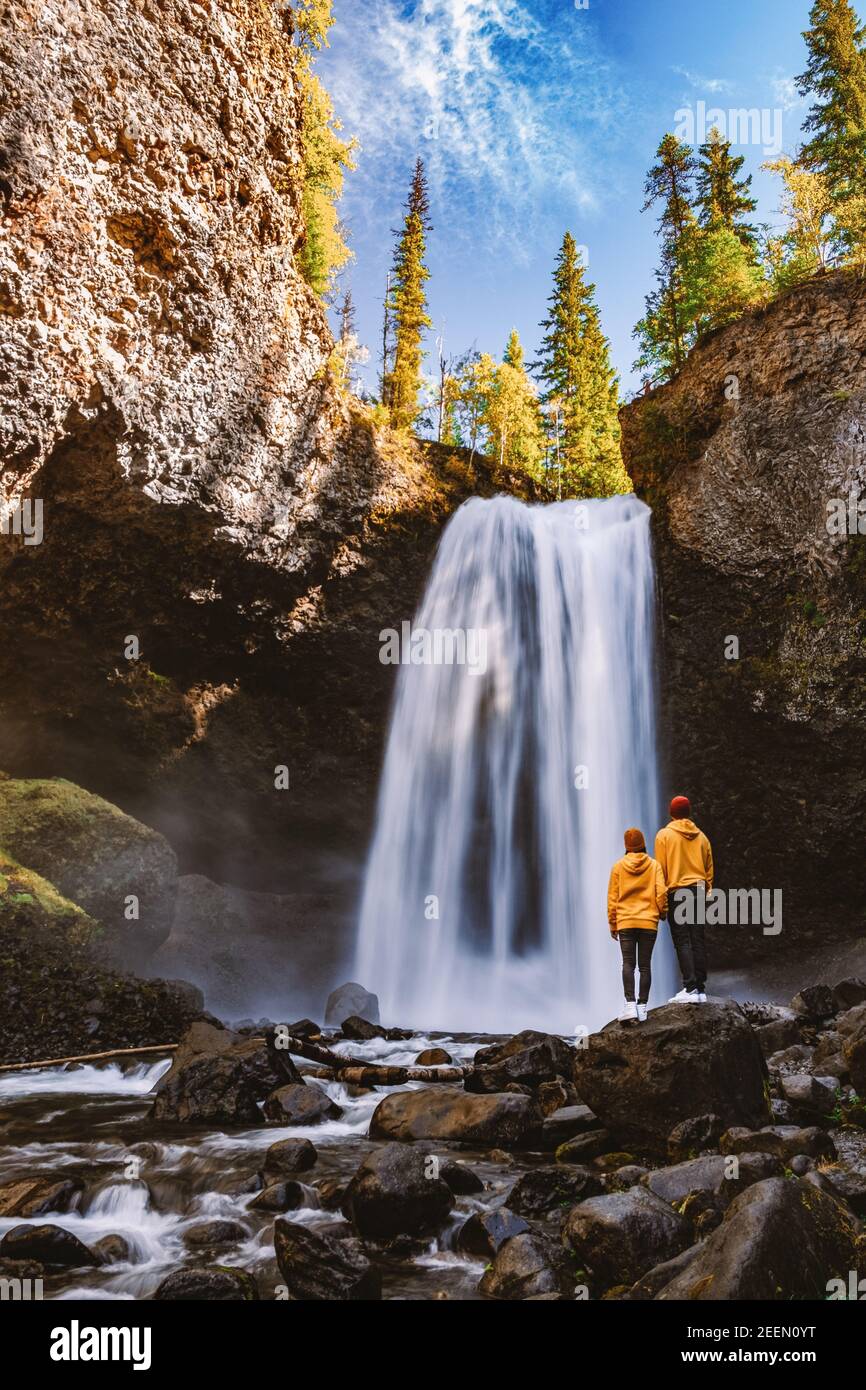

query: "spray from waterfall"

left=355, top=494, right=676, bottom=1033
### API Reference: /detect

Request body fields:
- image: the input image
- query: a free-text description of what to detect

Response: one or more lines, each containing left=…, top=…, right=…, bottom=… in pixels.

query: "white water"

left=355, top=494, right=677, bottom=1033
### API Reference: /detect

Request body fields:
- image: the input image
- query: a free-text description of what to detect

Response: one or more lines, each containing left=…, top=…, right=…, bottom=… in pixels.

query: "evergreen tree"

left=483, top=332, right=544, bottom=481
left=534, top=233, right=629, bottom=498
left=798, top=0, right=866, bottom=192
left=338, top=288, right=356, bottom=345
left=387, top=159, right=433, bottom=430
left=696, top=127, right=759, bottom=246
left=634, top=135, right=700, bottom=383
left=294, top=1, right=355, bottom=299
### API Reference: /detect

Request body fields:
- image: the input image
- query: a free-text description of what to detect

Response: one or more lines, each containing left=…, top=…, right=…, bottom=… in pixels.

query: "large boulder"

left=274, top=1219, right=381, bottom=1300
left=720, top=1124, right=836, bottom=1162
left=562, top=1188, right=693, bottom=1287
left=466, top=1030, right=575, bottom=1094
left=539, top=1104, right=600, bottom=1149
left=656, top=1176, right=861, bottom=1300
left=508, top=1165, right=603, bottom=1217
left=0, top=777, right=176, bottom=963
left=478, top=1231, right=577, bottom=1300
left=456, top=1208, right=530, bottom=1258
left=642, top=1153, right=782, bottom=1209
left=151, top=1021, right=288, bottom=1124
left=262, top=1138, right=318, bottom=1179
left=369, top=1086, right=540, bottom=1147
left=153, top=1268, right=258, bottom=1300
left=0, top=1223, right=97, bottom=1268
left=573, top=1001, right=770, bottom=1150
left=0, top=1177, right=82, bottom=1218
left=262, top=1083, right=342, bottom=1127
left=341, top=1143, right=453, bottom=1240
left=325, top=982, right=379, bottom=1028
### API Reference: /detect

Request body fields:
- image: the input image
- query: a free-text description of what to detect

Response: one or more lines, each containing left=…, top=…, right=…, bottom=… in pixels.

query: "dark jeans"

left=618, top=928, right=657, bottom=1004
left=669, top=884, right=708, bottom=993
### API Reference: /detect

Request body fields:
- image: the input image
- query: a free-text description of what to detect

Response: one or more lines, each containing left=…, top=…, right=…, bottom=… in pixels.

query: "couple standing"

left=606, top=795, right=714, bottom=1022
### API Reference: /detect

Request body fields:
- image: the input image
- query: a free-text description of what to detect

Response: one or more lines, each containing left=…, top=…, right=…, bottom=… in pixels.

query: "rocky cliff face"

left=0, top=0, right=495, bottom=908
left=622, top=271, right=866, bottom=958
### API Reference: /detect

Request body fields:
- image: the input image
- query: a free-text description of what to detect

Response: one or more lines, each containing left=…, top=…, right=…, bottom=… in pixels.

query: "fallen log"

left=301, top=1064, right=468, bottom=1085
left=0, top=1043, right=177, bottom=1074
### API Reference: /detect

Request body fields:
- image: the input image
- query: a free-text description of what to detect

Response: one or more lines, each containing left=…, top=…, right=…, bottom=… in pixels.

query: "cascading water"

left=355, top=493, right=677, bottom=1034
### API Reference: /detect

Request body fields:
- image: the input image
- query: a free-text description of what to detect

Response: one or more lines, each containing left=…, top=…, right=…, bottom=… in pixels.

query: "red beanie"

left=624, top=827, right=646, bottom=852
left=670, top=795, right=691, bottom=819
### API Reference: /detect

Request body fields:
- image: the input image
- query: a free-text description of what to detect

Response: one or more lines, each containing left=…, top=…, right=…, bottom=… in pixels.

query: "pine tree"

left=482, top=332, right=544, bottom=481
left=294, top=1, right=355, bottom=299
left=696, top=127, right=759, bottom=245
left=633, top=135, right=698, bottom=382
left=798, top=0, right=866, bottom=192
left=534, top=233, right=629, bottom=498
left=387, top=159, right=433, bottom=430
left=797, top=0, right=866, bottom=263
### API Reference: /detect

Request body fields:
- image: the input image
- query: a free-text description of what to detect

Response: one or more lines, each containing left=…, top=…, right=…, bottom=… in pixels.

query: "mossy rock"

left=0, top=852, right=99, bottom=946
left=0, top=777, right=176, bottom=963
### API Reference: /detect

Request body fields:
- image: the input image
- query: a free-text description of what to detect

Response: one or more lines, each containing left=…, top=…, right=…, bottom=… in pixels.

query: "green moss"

left=0, top=852, right=99, bottom=944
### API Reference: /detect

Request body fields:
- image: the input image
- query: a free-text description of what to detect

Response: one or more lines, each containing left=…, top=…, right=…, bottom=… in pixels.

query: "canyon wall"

left=622, top=271, right=866, bottom=958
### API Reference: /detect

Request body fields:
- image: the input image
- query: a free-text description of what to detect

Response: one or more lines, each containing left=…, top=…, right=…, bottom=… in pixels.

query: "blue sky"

left=316, top=0, right=864, bottom=403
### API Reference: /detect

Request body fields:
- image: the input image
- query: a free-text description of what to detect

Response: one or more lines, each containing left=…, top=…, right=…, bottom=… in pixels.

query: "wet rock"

left=249, top=1182, right=307, bottom=1213
left=341, top=1142, right=453, bottom=1239
left=720, top=1124, right=836, bottom=1162
left=154, top=1268, right=258, bottom=1300
left=508, top=1165, right=603, bottom=1217
left=262, top=1083, right=342, bottom=1126
left=325, top=983, right=380, bottom=1028
left=0, top=1223, right=97, bottom=1268
left=314, top=1178, right=347, bottom=1211
left=183, top=1220, right=248, bottom=1249
left=340, top=1016, right=412, bottom=1042
left=151, top=1021, right=288, bottom=1125
left=478, top=1231, right=577, bottom=1300
left=438, top=1159, right=484, bottom=1195
left=624, top=1243, right=703, bottom=1300
left=754, top=1017, right=803, bottom=1057
left=457, top=1208, right=530, bottom=1257
left=780, top=1073, right=838, bottom=1124
left=767, top=1043, right=815, bottom=1074
left=466, top=1030, right=575, bottom=1094
left=539, top=1104, right=599, bottom=1149
left=555, top=1130, right=611, bottom=1164
left=789, top=1154, right=814, bottom=1176
left=836, top=1002, right=866, bottom=1038
left=263, top=1137, right=318, bottom=1178
left=656, top=1176, right=860, bottom=1300
left=0, top=1258, right=44, bottom=1282
left=608, top=1165, right=649, bottom=1190
left=91, top=1233, right=133, bottom=1266
left=832, top=979, right=866, bottom=1012
left=537, top=1079, right=580, bottom=1115
left=369, top=1086, right=540, bottom=1147
left=643, top=1152, right=782, bottom=1208
left=284, top=1019, right=321, bottom=1040
left=666, top=1114, right=724, bottom=1162
left=593, top=1151, right=636, bottom=1172
left=573, top=1001, right=770, bottom=1151
left=562, top=1187, right=693, bottom=1287
left=0, top=1177, right=82, bottom=1218
left=415, top=1047, right=452, bottom=1066
left=791, top=985, right=838, bottom=1021
left=819, top=1165, right=866, bottom=1215
left=274, top=1218, right=381, bottom=1300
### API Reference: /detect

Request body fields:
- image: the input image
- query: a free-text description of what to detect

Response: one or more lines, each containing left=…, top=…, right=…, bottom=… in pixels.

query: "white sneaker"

left=698, top=992, right=708, bottom=1003
left=636, top=1003, right=648, bottom=1022
left=669, top=989, right=701, bottom=1004
left=619, top=1001, right=638, bottom=1022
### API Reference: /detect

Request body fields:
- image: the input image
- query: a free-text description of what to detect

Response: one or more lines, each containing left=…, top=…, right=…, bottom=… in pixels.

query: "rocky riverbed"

left=2, top=990, right=865, bottom=1301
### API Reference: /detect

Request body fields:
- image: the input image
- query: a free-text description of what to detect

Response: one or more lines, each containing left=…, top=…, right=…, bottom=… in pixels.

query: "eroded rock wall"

left=621, top=272, right=866, bottom=954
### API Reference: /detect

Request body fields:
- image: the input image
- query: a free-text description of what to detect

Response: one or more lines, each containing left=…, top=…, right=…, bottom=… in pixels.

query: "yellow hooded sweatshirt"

left=654, top=819, right=714, bottom=891
left=607, top=852, right=668, bottom=932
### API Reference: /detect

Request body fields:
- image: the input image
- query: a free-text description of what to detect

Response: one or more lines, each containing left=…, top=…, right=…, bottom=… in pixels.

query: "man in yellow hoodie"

left=654, top=795, right=714, bottom=1004
left=607, top=827, right=668, bottom=1023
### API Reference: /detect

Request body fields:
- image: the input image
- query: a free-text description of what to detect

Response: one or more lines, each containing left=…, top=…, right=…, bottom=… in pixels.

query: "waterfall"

left=355, top=494, right=676, bottom=1034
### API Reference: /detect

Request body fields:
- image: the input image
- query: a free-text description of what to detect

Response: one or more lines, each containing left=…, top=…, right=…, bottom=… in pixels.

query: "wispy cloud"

left=672, top=65, right=735, bottom=95
left=770, top=73, right=803, bottom=113
left=319, top=0, right=631, bottom=258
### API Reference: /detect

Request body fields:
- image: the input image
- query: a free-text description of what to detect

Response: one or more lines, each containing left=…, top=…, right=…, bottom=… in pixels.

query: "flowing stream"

left=356, top=495, right=676, bottom=1032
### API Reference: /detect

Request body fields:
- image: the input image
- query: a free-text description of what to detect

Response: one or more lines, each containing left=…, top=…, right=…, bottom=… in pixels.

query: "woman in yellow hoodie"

left=607, top=827, right=668, bottom=1023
